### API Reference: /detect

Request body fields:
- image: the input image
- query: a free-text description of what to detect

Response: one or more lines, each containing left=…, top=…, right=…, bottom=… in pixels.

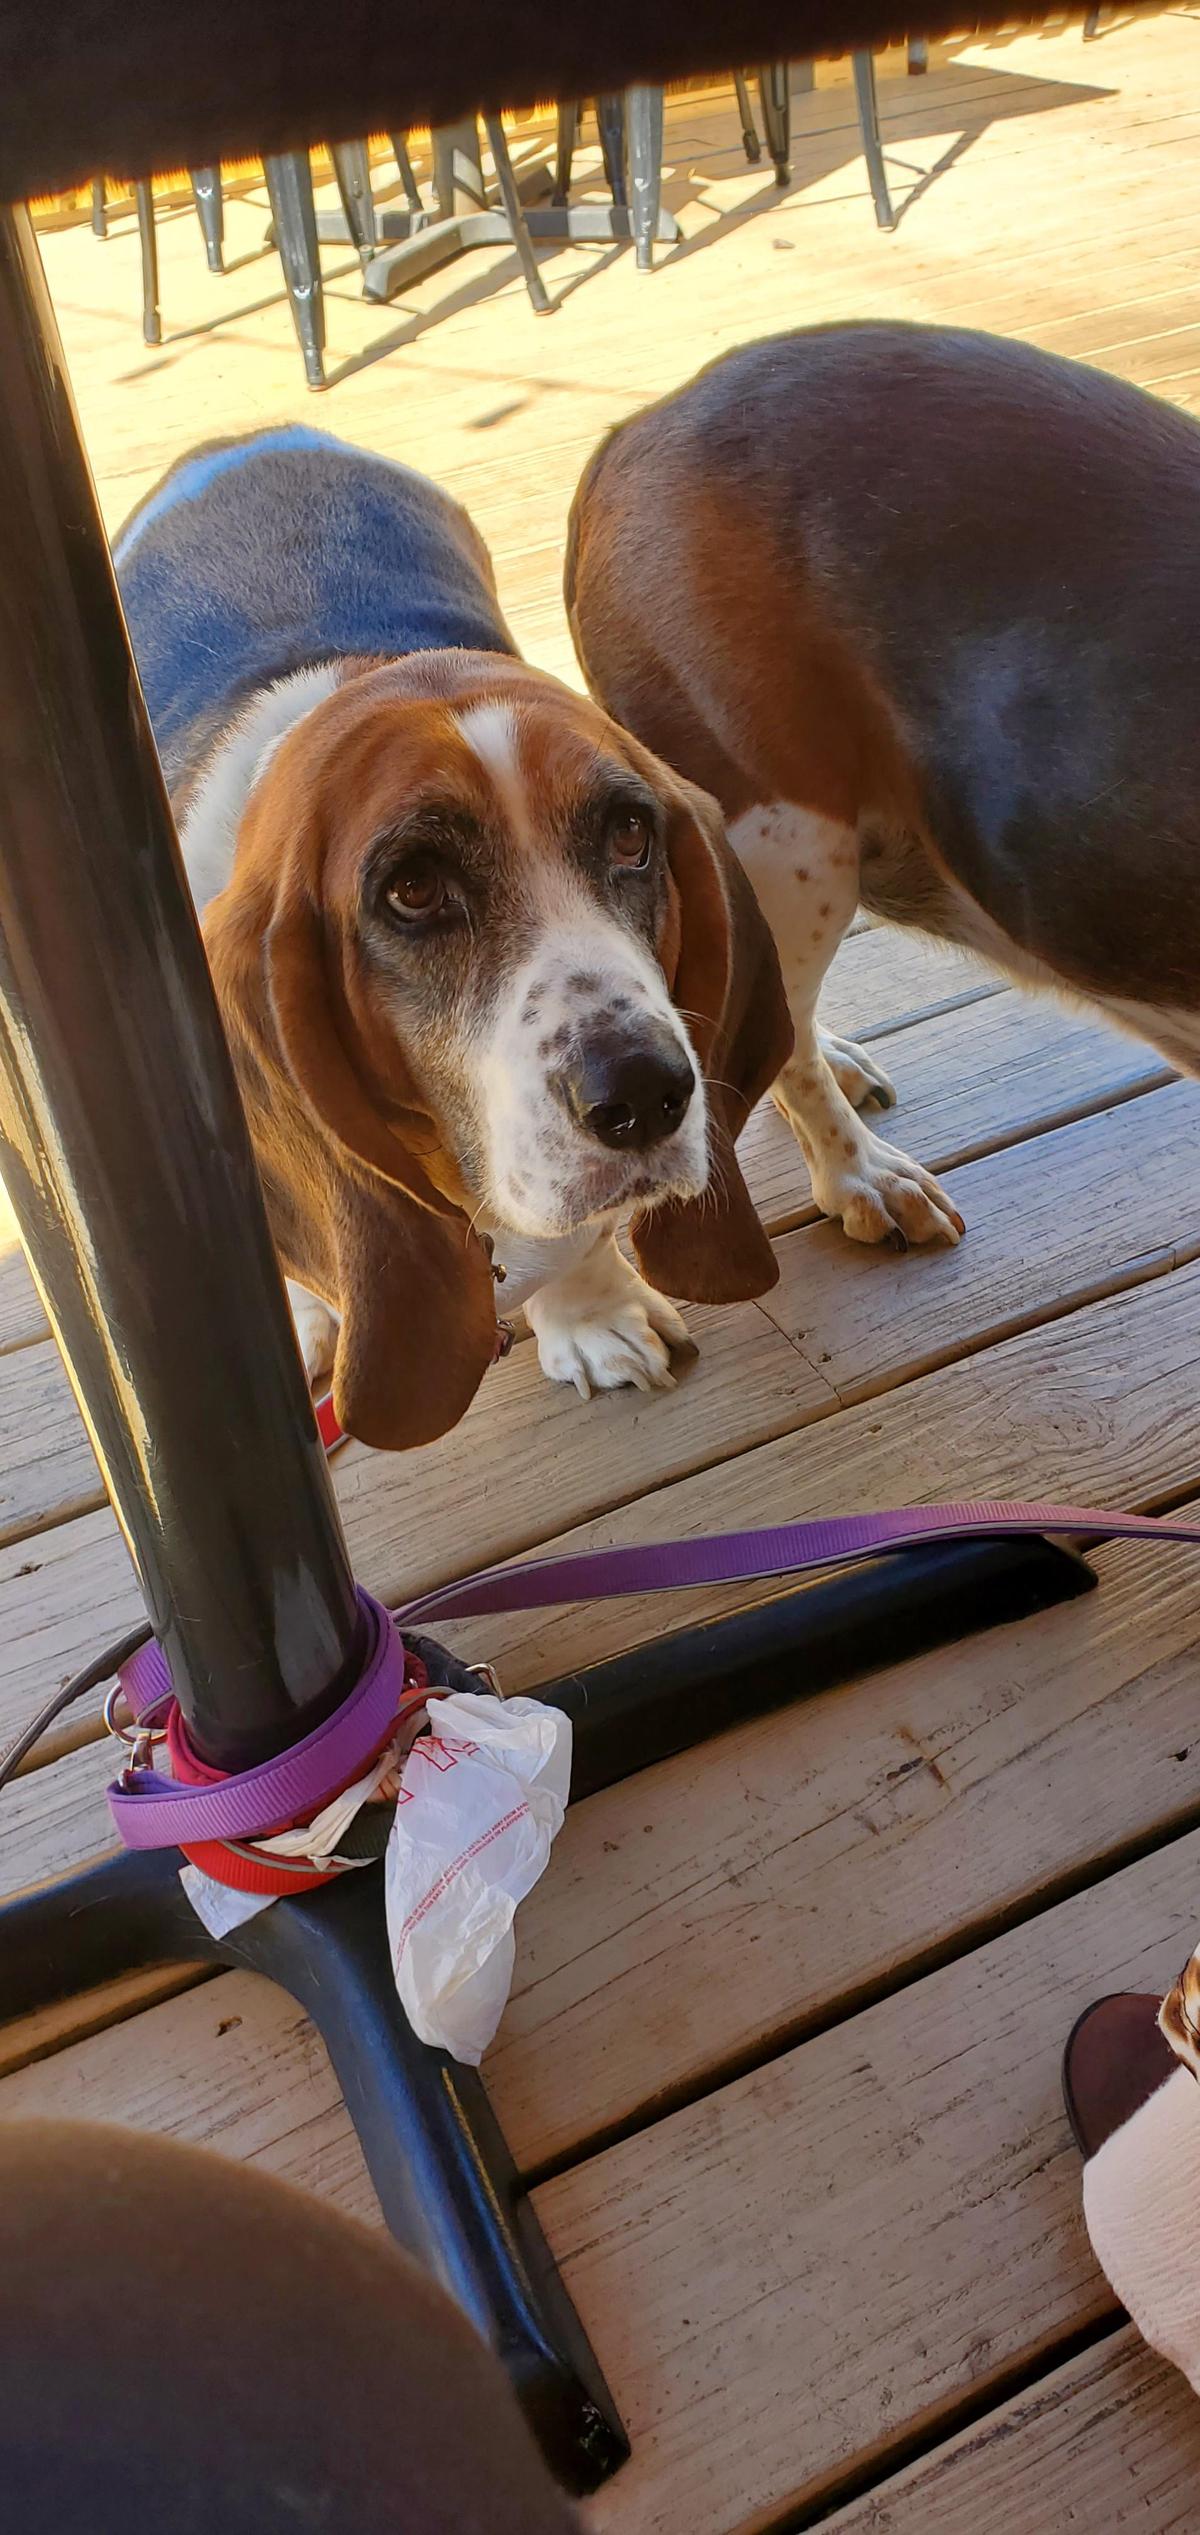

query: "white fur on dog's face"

left=359, top=688, right=710, bottom=1241
left=461, top=702, right=706, bottom=1235
left=479, top=898, right=708, bottom=1238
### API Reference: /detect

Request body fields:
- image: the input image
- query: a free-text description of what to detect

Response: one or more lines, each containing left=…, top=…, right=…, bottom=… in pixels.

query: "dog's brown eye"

left=609, top=809, right=653, bottom=872
left=386, top=856, right=446, bottom=920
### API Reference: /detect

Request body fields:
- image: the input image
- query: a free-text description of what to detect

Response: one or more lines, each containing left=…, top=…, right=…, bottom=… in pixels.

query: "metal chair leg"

left=1083, top=6, right=1101, bottom=32
left=908, top=36, right=929, bottom=72
left=553, top=100, right=579, bottom=205
left=189, top=166, right=224, bottom=270
left=482, top=113, right=552, bottom=313
left=757, top=64, right=791, bottom=186
left=330, top=139, right=377, bottom=260
left=389, top=132, right=424, bottom=214
left=626, top=83, right=663, bottom=272
left=134, top=178, right=161, bottom=344
left=852, top=50, right=896, bottom=230
left=596, top=93, right=627, bottom=206
left=90, top=178, right=107, bottom=238
left=733, top=73, right=762, bottom=163
left=263, top=150, right=326, bottom=390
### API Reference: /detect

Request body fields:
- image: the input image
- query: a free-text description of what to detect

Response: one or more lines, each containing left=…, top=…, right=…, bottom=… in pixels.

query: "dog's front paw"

left=526, top=1243, right=691, bottom=1401
left=809, top=1126, right=965, bottom=1251
left=286, top=1279, right=340, bottom=1385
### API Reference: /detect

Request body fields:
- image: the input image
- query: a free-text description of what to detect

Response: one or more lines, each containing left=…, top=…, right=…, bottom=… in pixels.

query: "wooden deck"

left=9, top=13, right=1200, bottom=2527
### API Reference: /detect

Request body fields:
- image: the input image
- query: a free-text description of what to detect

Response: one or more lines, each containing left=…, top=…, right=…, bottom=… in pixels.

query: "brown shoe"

left=1063, top=1992, right=1179, bottom=2159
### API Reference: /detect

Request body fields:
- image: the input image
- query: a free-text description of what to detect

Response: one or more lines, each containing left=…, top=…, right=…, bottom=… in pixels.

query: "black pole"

left=0, top=205, right=363, bottom=1770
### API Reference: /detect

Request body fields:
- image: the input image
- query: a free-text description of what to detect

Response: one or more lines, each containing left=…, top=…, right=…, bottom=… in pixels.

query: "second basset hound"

left=567, top=321, right=1200, bottom=1250
left=116, top=428, right=790, bottom=1450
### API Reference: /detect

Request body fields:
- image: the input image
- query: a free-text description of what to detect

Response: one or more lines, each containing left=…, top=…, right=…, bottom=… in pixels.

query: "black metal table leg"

left=0, top=202, right=626, bottom=2493
left=553, top=100, right=580, bottom=204
left=757, top=64, right=792, bottom=186
left=733, top=72, right=762, bottom=163
left=388, top=132, right=425, bottom=213
left=134, top=176, right=161, bottom=343
left=189, top=165, right=224, bottom=270
left=626, top=84, right=664, bottom=271
left=330, top=138, right=378, bottom=260
left=853, top=50, right=897, bottom=230
left=228, top=1878, right=625, bottom=2488
left=596, top=93, right=627, bottom=205
left=0, top=204, right=358, bottom=1765
left=483, top=112, right=553, bottom=312
left=356, top=108, right=678, bottom=303
left=262, top=149, right=326, bottom=388
left=432, top=114, right=488, bottom=218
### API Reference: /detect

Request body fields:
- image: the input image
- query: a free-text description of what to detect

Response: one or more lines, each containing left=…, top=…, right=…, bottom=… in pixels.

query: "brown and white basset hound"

left=567, top=320, right=1200, bottom=1246
left=116, top=429, right=791, bottom=1452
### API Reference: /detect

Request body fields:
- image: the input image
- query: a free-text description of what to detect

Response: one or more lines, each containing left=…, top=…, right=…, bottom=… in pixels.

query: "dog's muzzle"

left=560, top=1026, right=696, bottom=1156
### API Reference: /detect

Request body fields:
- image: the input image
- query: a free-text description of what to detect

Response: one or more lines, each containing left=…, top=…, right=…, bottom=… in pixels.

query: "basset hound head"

left=203, top=652, right=792, bottom=1449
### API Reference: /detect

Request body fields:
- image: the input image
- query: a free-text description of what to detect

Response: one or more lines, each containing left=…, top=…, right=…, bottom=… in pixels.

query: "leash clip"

left=468, top=1661, right=505, bottom=1701
left=102, top=1681, right=167, bottom=1786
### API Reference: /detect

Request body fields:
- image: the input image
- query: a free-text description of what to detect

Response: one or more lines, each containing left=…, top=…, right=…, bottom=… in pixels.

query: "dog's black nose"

left=568, top=1036, right=696, bottom=1153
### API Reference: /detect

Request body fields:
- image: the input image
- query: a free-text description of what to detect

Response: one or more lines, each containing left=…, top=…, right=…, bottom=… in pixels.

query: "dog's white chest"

left=483, top=1223, right=600, bottom=1312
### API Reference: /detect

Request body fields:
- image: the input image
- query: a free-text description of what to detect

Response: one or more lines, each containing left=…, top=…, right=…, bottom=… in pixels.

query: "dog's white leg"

left=525, top=1232, right=690, bottom=1400
left=729, top=804, right=964, bottom=1249
left=286, top=1278, right=340, bottom=1386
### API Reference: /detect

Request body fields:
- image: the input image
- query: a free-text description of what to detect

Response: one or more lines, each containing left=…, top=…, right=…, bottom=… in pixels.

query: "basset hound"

left=567, top=320, right=1200, bottom=1248
left=116, top=427, right=791, bottom=1451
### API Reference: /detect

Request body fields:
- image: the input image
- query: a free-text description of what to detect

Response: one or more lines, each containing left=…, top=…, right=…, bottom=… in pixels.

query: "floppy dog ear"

left=204, top=874, right=498, bottom=1452
left=631, top=778, right=793, bottom=1304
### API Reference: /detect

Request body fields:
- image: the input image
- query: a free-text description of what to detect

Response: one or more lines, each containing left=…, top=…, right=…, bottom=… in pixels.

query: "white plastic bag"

left=384, top=1690, right=572, bottom=2065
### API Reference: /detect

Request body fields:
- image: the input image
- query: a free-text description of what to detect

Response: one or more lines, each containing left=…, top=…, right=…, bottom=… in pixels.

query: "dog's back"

left=568, top=321, right=1200, bottom=1022
left=116, top=426, right=516, bottom=797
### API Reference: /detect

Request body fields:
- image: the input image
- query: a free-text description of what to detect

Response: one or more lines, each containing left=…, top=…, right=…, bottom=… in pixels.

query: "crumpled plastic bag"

left=384, top=1690, right=572, bottom=2065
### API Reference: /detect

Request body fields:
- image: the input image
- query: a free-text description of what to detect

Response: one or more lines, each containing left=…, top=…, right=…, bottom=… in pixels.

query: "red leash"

left=315, top=1392, right=345, bottom=1453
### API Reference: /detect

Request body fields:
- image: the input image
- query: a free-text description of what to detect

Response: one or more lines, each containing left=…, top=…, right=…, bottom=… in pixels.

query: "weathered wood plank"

left=0, top=1967, right=379, bottom=2220
left=8, top=1255, right=1200, bottom=2035
left=3, top=1825, right=1190, bottom=2535
left=0, top=992, right=1172, bottom=1562
left=487, top=1504, right=1200, bottom=2168
left=766, top=1077, right=1200, bottom=1402
left=537, top=1831, right=1200, bottom=2535
left=0, top=1963, right=208, bottom=2083
left=823, top=2329, right=1200, bottom=2535
left=453, top=1256, right=1200, bottom=1695
left=0, top=903, right=987, bottom=1362
left=740, top=990, right=1169, bottom=1238
left=0, top=1337, right=103, bottom=1546
left=0, top=1052, right=1189, bottom=1791
left=0, top=1287, right=831, bottom=1657
left=0, top=1179, right=44, bottom=1354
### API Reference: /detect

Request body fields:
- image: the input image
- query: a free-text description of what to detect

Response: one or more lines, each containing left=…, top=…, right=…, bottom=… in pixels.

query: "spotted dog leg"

left=728, top=803, right=964, bottom=1249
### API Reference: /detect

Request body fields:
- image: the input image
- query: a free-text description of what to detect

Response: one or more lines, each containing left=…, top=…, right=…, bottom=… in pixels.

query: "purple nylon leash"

left=108, top=1498, right=1200, bottom=1851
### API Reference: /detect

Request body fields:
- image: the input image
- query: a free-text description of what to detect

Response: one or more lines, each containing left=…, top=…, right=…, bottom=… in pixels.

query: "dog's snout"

left=567, top=1033, right=696, bottom=1154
